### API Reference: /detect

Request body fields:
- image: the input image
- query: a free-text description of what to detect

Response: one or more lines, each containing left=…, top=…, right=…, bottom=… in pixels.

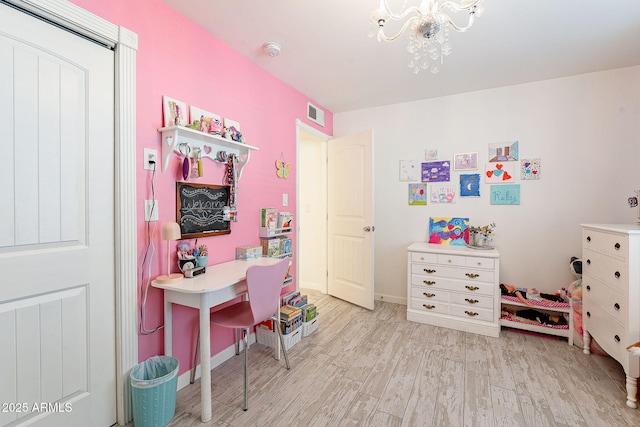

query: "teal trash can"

left=130, top=355, right=179, bottom=427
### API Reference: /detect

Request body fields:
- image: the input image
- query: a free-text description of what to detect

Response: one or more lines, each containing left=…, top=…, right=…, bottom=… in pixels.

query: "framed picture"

left=408, top=183, right=427, bottom=205
left=453, top=152, right=478, bottom=170
left=223, top=117, right=244, bottom=143
left=399, top=160, right=421, bottom=181
left=429, top=183, right=456, bottom=203
left=163, top=95, right=187, bottom=127
left=489, top=140, right=519, bottom=162
left=421, top=160, right=450, bottom=182
left=176, top=182, right=231, bottom=238
left=490, top=184, right=521, bottom=205
left=460, top=173, right=481, bottom=197
left=521, top=158, right=541, bottom=180
left=190, top=106, right=223, bottom=135
left=428, top=217, right=469, bottom=245
left=484, top=162, right=515, bottom=183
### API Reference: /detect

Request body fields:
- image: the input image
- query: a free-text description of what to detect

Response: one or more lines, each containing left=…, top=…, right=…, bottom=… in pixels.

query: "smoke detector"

left=263, top=42, right=282, bottom=57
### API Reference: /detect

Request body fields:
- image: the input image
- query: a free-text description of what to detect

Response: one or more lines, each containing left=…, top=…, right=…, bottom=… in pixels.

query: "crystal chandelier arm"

left=439, top=0, right=483, bottom=32
left=381, top=1, right=423, bottom=22
left=377, top=16, right=420, bottom=42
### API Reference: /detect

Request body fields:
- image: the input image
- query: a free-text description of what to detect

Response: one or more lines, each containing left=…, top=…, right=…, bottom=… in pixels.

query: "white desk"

left=152, top=257, right=281, bottom=423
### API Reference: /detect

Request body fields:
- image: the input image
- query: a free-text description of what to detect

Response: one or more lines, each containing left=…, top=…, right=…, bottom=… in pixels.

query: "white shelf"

left=158, top=126, right=259, bottom=180
left=500, top=297, right=573, bottom=345
left=259, top=227, right=292, bottom=238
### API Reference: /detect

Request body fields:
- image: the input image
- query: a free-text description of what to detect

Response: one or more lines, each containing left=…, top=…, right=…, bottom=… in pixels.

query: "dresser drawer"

left=583, top=280, right=627, bottom=330
left=411, top=286, right=450, bottom=303
left=436, top=254, right=466, bottom=267
left=583, top=250, right=629, bottom=291
left=410, top=298, right=449, bottom=315
left=450, top=292, right=494, bottom=310
left=584, top=306, right=626, bottom=362
left=450, top=304, right=494, bottom=322
left=583, top=229, right=628, bottom=260
left=411, top=252, right=438, bottom=263
left=411, top=263, right=495, bottom=282
left=465, top=257, right=495, bottom=270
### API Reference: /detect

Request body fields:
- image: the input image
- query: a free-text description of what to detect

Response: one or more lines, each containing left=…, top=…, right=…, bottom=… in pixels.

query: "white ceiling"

left=163, top=0, right=640, bottom=114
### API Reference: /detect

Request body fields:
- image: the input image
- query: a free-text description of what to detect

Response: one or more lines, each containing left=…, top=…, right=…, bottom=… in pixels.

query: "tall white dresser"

left=407, top=242, right=500, bottom=338
left=581, top=224, right=640, bottom=408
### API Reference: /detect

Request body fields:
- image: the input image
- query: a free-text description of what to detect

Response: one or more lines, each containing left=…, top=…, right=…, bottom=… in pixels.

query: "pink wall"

left=69, top=0, right=333, bottom=374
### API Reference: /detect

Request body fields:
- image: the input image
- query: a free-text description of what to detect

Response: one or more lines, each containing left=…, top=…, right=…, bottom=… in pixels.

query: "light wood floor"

left=162, top=290, right=640, bottom=427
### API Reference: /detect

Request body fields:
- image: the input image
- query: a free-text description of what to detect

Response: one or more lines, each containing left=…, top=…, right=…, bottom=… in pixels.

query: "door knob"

left=363, top=226, right=375, bottom=232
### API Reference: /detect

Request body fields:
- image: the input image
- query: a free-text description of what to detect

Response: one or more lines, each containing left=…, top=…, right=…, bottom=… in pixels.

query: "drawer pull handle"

left=423, top=268, right=436, bottom=274
left=465, top=273, right=479, bottom=278
left=465, top=298, right=479, bottom=304
left=614, top=303, right=620, bottom=310
left=586, top=259, right=591, bottom=265
left=464, top=311, right=479, bottom=317
left=586, top=311, right=591, bottom=318
left=447, top=259, right=452, bottom=263
left=423, top=293, right=435, bottom=298
left=465, top=285, right=480, bottom=291
left=587, top=236, right=591, bottom=242
left=423, top=304, right=435, bottom=310
left=423, top=280, right=436, bottom=285
left=614, top=243, right=620, bottom=250
left=586, top=285, right=591, bottom=291
left=614, top=335, right=620, bottom=343
left=614, top=271, right=620, bottom=279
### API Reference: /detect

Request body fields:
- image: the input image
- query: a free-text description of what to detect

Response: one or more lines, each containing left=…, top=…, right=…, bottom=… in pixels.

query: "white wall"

left=334, top=66, right=640, bottom=303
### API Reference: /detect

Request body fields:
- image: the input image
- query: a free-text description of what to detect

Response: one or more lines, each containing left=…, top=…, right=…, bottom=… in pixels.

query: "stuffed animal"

left=570, top=256, right=582, bottom=278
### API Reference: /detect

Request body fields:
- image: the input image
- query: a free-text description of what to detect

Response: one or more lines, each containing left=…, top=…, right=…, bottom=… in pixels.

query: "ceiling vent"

left=307, top=102, right=325, bottom=127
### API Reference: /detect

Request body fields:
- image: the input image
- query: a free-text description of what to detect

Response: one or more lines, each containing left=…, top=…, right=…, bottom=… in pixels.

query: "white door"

left=0, top=4, right=116, bottom=426
left=327, top=130, right=375, bottom=310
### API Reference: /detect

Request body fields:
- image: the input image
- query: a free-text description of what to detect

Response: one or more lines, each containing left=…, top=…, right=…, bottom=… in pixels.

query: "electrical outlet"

left=143, top=148, right=158, bottom=171
left=144, top=199, right=159, bottom=221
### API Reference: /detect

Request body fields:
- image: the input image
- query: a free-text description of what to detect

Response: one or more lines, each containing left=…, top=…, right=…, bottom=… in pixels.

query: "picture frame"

left=489, top=140, right=519, bottom=162
left=399, top=160, right=421, bottom=181
left=453, top=152, right=478, bottom=170
left=163, top=95, right=187, bottom=127
left=421, top=160, right=451, bottom=182
left=176, top=182, right=231, bottom=238
left=190, top=105, right=223, bottom=135
left=223, top=117, right=244, bottom=143
left=484, top=162, right=516, bottom=183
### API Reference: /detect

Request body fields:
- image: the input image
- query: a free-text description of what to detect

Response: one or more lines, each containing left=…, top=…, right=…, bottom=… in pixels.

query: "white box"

left=256, top=326, right=301, bottom=350
left=302, top=313, right=319, bottom=337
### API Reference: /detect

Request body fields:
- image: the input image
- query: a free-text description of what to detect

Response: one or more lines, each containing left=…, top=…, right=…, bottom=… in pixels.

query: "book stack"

left=280, top=305, right=302, bottom=335
left=282, top=291, right=307, bottom=308
left=277, top=212, right=293, bottom=232
left=260, top=208, right=279, bottom=233
left=261, top=238, right=281, bottom=257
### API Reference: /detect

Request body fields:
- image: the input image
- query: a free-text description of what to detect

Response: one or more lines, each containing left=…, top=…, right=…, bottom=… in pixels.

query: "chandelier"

left=370, top=0, right=485, bottom=74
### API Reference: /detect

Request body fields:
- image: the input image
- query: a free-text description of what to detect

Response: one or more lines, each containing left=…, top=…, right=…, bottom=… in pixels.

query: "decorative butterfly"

left=276, top=159, right=290, bottom=179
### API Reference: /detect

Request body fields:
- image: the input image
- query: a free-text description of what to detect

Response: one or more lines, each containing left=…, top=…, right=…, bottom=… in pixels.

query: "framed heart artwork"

left=484, top=162, right=515, bottom=183
left=521, top=158, right=541, bottom=180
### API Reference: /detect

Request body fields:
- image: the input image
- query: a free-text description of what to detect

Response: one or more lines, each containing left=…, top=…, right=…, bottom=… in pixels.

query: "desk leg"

left=200, top=296, right=212, bottom=422
left=164, top=296, right=172, bottom=356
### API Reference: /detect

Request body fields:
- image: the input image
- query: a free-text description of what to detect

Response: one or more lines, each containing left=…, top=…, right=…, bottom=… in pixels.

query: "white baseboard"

left=374, top=293, right=406, bottom=305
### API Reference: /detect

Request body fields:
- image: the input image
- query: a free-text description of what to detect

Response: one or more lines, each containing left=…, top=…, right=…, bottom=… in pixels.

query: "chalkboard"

left=176, top=183, right=231, bottom=238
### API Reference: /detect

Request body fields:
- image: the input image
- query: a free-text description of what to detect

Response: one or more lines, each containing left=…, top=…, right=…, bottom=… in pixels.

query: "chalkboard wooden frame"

left=176, top=182, right=231, bottom=238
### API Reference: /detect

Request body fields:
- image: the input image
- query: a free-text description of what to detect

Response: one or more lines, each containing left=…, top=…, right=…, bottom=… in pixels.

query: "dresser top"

left=581, top=223, right=640, bottom=234
left=408, top=241, right=500, bottom=258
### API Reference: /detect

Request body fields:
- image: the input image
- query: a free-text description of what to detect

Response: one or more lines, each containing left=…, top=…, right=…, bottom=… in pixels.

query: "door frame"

left=296, top=119, right=330, bottom=293
left=5, top=1, right=139, bottom=424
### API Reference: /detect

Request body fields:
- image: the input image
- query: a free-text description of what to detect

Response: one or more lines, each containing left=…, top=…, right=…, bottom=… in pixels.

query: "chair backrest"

left=246, top=258, right=290, bottom=323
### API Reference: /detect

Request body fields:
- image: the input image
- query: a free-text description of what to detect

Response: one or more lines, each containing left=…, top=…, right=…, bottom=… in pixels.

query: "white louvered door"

left=0, top=3, right=116, bottom=426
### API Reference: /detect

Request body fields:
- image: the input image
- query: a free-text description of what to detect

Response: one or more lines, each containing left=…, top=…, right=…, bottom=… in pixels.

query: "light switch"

left=282, top=193, right=288, bottom=206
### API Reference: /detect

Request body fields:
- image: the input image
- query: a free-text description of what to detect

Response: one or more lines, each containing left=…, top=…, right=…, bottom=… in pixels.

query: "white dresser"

left=407, top=242, right=500, bottom=338
left=581, top=224, right=640, bottom=408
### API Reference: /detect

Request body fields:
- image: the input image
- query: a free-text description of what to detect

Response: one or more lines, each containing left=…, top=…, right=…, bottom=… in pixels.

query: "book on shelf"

left=280, top=304, right=302, bottom=320
left=280, top=316, right=302, bottom=334
left=277, top=212, right=293, bottom=231
left=281, top=291, right=300, bottom=306
left=260, top=208, right=278, bottom=229
left=261, top=238, right=281, bottom=257
left=281, top=238, right=292, bottom=255
left=301, top=304, right=317, bottom=322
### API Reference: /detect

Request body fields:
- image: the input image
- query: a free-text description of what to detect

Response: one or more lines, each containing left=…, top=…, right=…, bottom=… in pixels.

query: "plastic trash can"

left=130, top=355, right=179, bottom=427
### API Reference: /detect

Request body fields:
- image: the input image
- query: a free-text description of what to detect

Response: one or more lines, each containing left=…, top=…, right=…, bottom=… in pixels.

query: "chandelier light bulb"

left=370, top=0, right=485, bottom=74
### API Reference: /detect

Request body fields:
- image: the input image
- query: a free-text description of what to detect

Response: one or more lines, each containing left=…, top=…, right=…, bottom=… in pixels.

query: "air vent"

left=307, top=102, right=325, bottom=127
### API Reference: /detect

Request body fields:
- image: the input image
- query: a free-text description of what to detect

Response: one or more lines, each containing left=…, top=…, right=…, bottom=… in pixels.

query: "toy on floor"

left=501, top=307, right=567, bottom=327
